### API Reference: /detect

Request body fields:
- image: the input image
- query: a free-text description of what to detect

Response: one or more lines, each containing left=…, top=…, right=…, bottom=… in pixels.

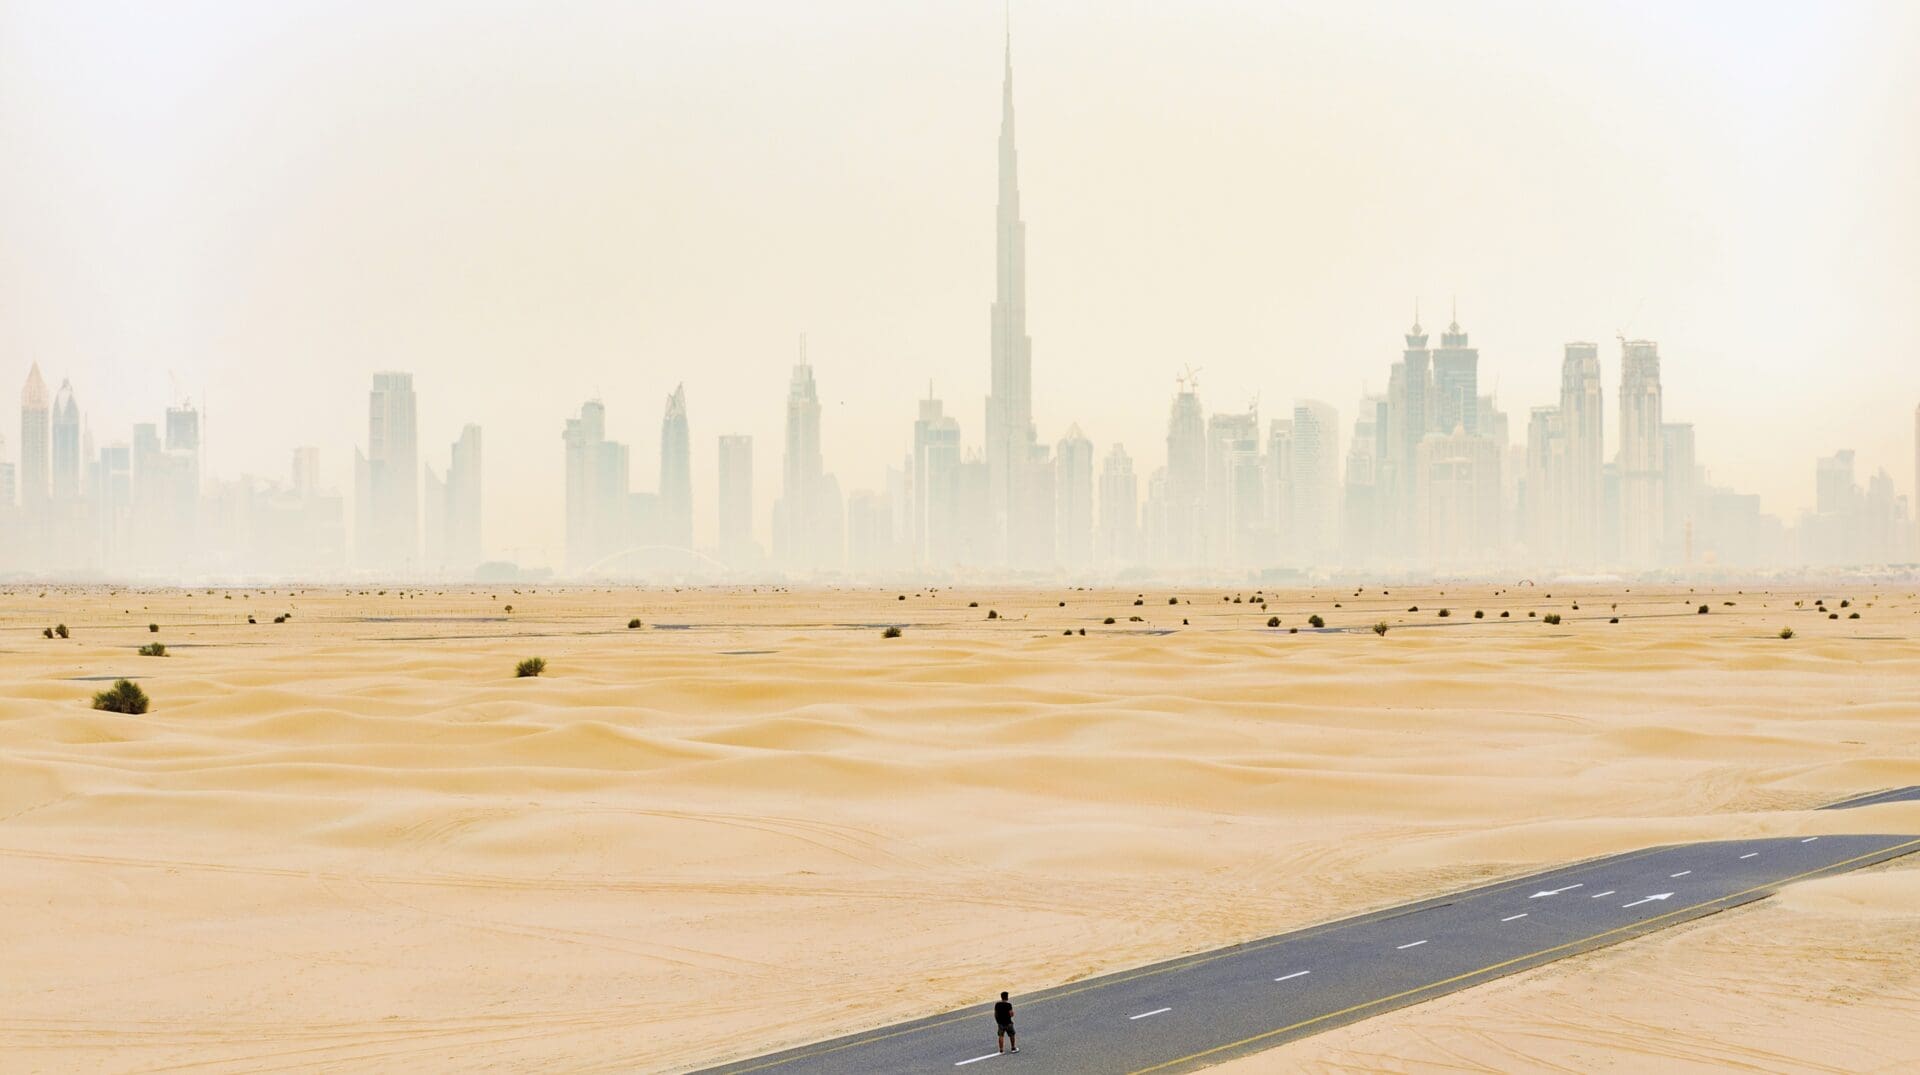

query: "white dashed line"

left=1801, top=837, right=1819, bottom=843
left=1740, top=852, right=1758, bottom=859
left=1396, top=940, right=1428, bottom=950
left=1590, top=890, right=1616, bottom=899
left=955, top=1053, right=1001, bottom=1067
left=1273, top=970, right=1311, bottom=982
left=1129, top=1007, right=1171, bottom=1021
left=1669, top=870, right=1691, bottom=878
left=1501, top=913, right=1528, bottom=922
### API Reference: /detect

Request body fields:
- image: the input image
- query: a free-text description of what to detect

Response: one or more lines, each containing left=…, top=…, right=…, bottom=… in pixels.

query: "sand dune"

left=2, top=584, right=1917, bottom=1072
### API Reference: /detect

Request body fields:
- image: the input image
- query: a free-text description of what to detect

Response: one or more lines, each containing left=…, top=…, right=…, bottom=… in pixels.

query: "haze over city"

left=3, top=0, right=1918, bottom=578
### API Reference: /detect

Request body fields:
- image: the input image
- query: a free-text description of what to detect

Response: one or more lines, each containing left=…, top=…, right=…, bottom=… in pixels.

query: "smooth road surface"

left=699, top=790, right=1920, bottom=1075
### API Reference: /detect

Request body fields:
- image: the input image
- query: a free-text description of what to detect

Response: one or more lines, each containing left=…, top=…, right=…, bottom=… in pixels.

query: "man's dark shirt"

left=994, top=1001, right=1013, bottom=1026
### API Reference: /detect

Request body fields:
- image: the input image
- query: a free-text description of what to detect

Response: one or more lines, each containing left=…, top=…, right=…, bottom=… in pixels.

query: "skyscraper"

left=1661, top=422, right=1694, bottom=564
left=659, top=383, right=692, bottom=549
left=1291, top=400, right=1341, bottom=564
left=51, top=379, right=80, bottom=501
left=1096, top=444, right=1137, bottom=563
left=911, top=390, right=962, bottom=566
left=1163, top=378, right=1206, bottom=566
left=984, top=24, right=1035, bottom=560
left=446, top=424, right=483, bottom=568
left=19, top=365, right=49, bottom=515
left=563, top=399, right=630, bottom=573
left=717, top=434, right=754, bottom=564
left=1618, top=339, right=1664, bottom=564
left=774, top=350, right=840, bottom=569
left=1205, top=407, right=1262, bottom=566
left=1265, top=418, right=1294, bottom=561
left=1053, top=425, right=1093, bottom=568
left=1559, top=342, right=1604, bottom=563
left=360, top=371, right=419, bottom=569
left=1431, top=309, right=1478, bottom=436
left=1416, top=427, right=1502, bottom=567
left=1396, top=313, right=1433, bottom=552
left=1525, top=405, right=1565, bottom=561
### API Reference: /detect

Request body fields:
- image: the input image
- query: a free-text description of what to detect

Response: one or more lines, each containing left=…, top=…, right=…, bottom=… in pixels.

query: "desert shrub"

left=148, top=623, right=159, bottom=633
left=1841, top=599, right=1851, bottom=608
left=516, top=657, right=546, bottom=678
left=1267, top=616, right=1280, bottom=627
left=1780, top=627, right=1794, bottom=639
left=504, top=604, right=514, bottom=613
left=273, top=614, right=287, bottom=623
left=1609, top=617, right=1620, bottom=624
left=92, top=679, right=149, bottom=714
left=1697, top=605, right=1709, bottom=614
left=900, top=595, right=908, bottom=601
left=1104, top=617, right=1116, bottom=625
left=1437, top=609, right=1451, bottom=617
left=55, top=623, right=69, bottom=639
left=1407, top=606, right=1419, bottom=612
left=1473, top=610, right=1485, bottom=619
left=139, top=642, right=167, bottom=657
left=41, top=627, right=53, bottom=639
left=882, top=625, right=903, bottom=638
left=968, top=601, right=979, bottom=607
left=1528, top=611, right=1536, bottom=618
left=1308, top=614, right=1325, bottom=628
left=1078, top=628, right=1086, bottom=636
left=627, top=618, right=642, bottom=629
left=987, top=609, right=999, bottom=620
left=1128, top=615, right=1143, bottom=622
left=1500, top=611, right=1509, bottom=617
left=247, top=616, right=257, bottom=624
left=1168, top=597, right=1179, bottom=605
left=1372, top=621, right=1389, bottom=635
left=1849, top=612, right=1860, bottom=619
left=1829, top=613, right=1839, bottom=620
left=1543, top=613, right=1562, bottom=625
left=1571, top=602, right=1580, bottom=610
left=1059, top=601, right=1066, bottom=607
left=1133, top=598, right=1144, bottom=606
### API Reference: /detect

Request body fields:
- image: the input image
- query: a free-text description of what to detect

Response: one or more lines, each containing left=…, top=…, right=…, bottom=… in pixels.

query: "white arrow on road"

left=1529, top=883, right=1584, bottom=899
left=1622, top=892, right=1674, bottom=909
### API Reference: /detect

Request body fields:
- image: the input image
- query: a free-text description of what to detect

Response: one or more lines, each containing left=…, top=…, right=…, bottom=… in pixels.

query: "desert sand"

left=3, top=583, right=1918, bottom=1074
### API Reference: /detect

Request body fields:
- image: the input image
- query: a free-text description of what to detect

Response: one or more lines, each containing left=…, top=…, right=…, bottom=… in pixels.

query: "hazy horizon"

left=4, top=1, right=1918, bottom=566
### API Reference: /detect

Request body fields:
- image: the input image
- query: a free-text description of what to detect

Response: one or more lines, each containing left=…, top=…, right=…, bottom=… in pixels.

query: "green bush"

left=516, top=657, right=546, bottom=678
left=1267, top=616, right=1280, bottom=627
left=627, top=618, right=642, bottom=629
left=882, top=625, right=903, bottom=638
left=1104, top=617, right=1116, bottom=624
left=1779, top=627, right=1794, bottom=639
left=41, top=627, right=53, bottom=639
left=138, top=642, right=167, bottom=657
left=1437, top=609, right=1451, bottom=617
left=1372, top=621, right=1389, bottom=635
left=92, top=679, right=149, bottom=714
left=1697, top=605, right=1709, bottom=614
left=1544, top=613, right=1562, bottom=625
left=1308, top=614, right=1325, bottom=628
left=1473, top=610, right=1484, bottom=618
left=148, top=623, right=159, bottom=633
left=987, top=609, right=999, bottom=620
left=55, top=623, right=69, bottom=639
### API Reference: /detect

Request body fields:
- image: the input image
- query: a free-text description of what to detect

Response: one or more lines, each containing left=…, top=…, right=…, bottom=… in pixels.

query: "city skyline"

left=2, top=2, right=1917, bottom=574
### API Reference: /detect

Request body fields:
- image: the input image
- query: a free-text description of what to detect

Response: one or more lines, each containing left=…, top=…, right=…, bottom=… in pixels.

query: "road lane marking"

left=1801, top=837, right=1819, bottom=843
left=955, top=1054, right=1001, bottom=1067
left=1125, top=836, right=1920, bottom=1075
left=1396, top=940, right=1427, bottom=949
left=1501, top=913, right=1528, bottom=922
left=1528, top=883, right=1583, bottom=898
left=1129, top=1007, right=1171, bottom=1021
left=1740, top=852, right=1758, bottom=859
left=1669, top=870, right=1691, bottom=878
left=1589, top=890, right=1616, bottom=898
left=1622, top=892, right=1675, bottom=909
left=715, top=846, right=1678, bottom=1074
left=1273, top=971, right=1310, bottom=982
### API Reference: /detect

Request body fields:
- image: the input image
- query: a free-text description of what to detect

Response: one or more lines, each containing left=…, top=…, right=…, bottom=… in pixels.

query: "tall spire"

left=986, top=6, right=1034, bottom=560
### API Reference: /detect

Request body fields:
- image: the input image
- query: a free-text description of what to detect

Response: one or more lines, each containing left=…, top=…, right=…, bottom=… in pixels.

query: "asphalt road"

left=698, top=792, right=1920, bottom=1075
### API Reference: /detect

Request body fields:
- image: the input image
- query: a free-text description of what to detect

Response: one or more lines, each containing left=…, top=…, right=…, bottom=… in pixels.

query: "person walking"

left=994, top=991, right=1017, bottom=1053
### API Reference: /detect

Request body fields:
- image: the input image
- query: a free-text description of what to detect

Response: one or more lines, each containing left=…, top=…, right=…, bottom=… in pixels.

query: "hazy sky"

left=3, top=1, right=1917, bottom=562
